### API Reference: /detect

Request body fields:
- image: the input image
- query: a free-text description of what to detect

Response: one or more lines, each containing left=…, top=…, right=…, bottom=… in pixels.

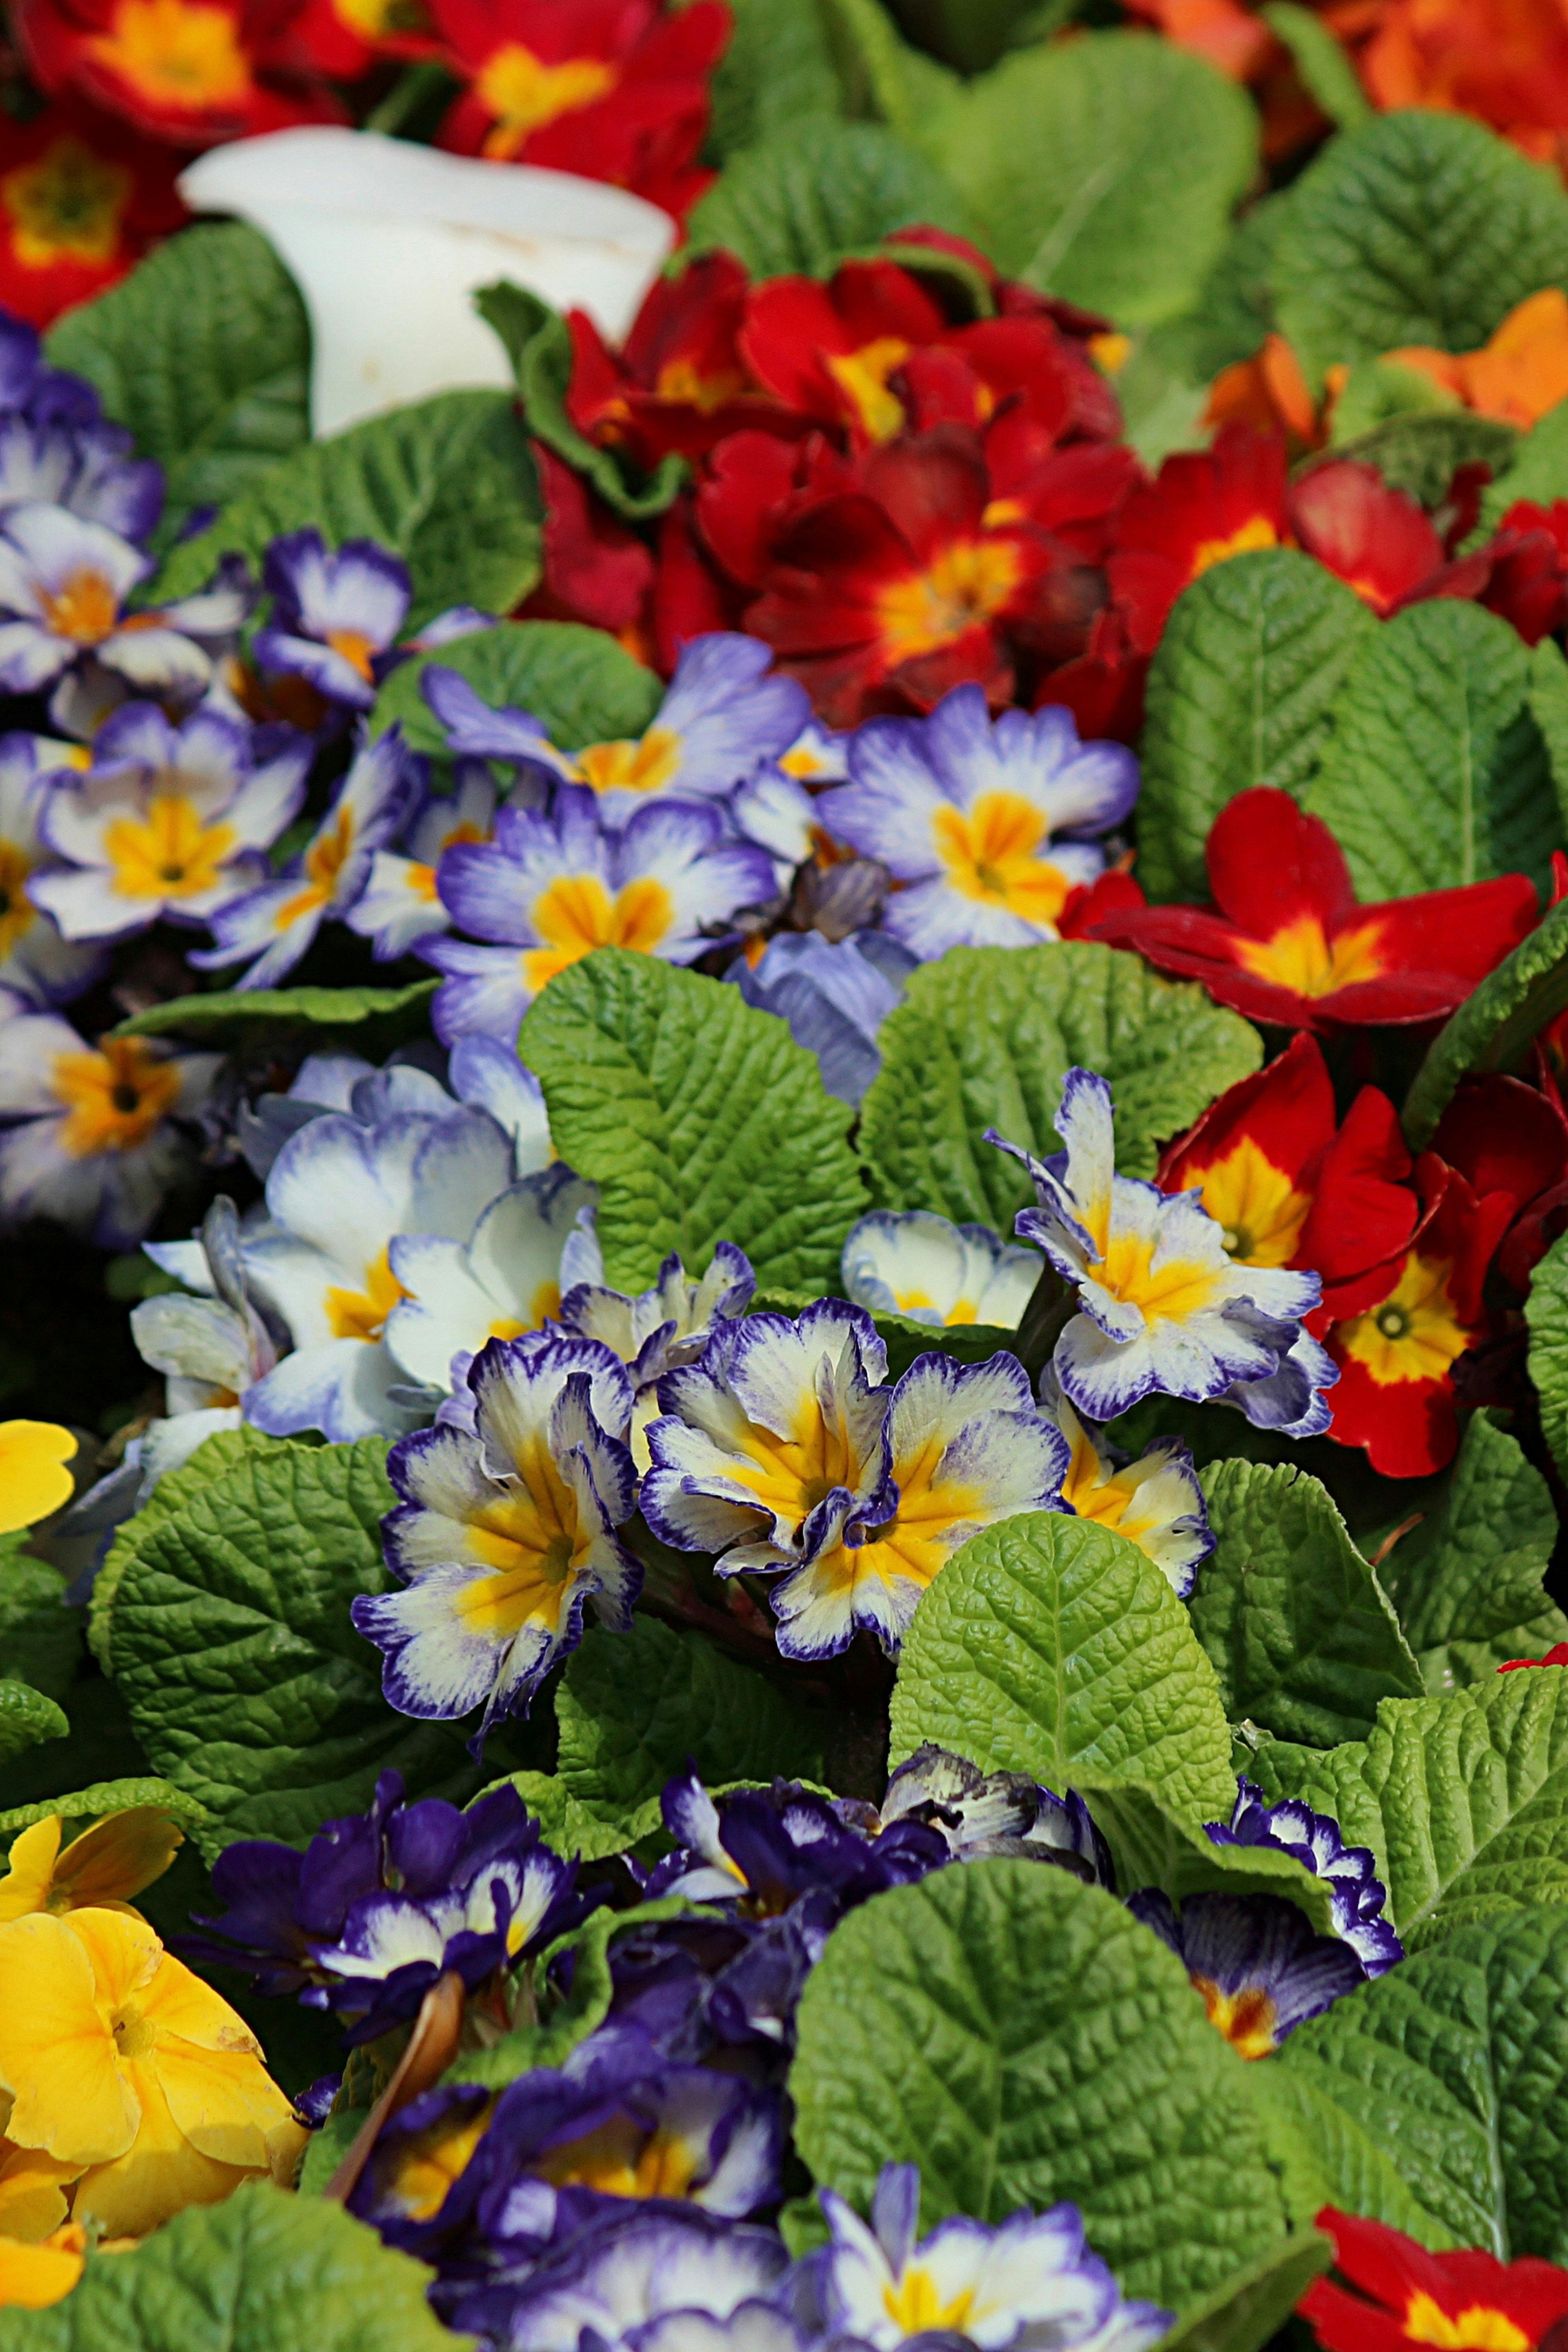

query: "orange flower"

left=1386, top=288, right=1568, bottom=429
left=1358, top=0, right=1568, bottom=168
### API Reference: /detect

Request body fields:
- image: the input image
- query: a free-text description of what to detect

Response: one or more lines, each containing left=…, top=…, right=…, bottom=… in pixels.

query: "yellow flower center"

left=931, top=791, right=1072, bottom=927
left=334, top=0, right=430, bottom=36
left=519, top=873, right=674, bottom=997
left=874, top=538, right=1024, bottom=662
left=825, top=336, right=912, bottom=443
left=475, top=44, right=618, bottom=157
left=1190, top=514, right=1281, bottom=579
left=1403, top=2295, right=1531, bottom=2352
left=39, top=568, right=119, bottom=648
left=324, top=1245, right=409, bottom=1344
left=653, top=356, right=748, bottom=412
left=576, top=726, right=682, bottom=798
left=813, top=1430, right=983, bottom=1606
left=1232, top=911, right=1386, bottom=1000
left=891, top=1286, right=978, bottom=1326
left=884, top=2270, right=977, bottom=2336
left=2, top=138, right=132, bottom=270
left=0, top=840, right=37, bottom=961
left=51, top=1038, right=180, bottom=1157
left=325, top=628, right=377, bottom=683
left=538, top=2116, right=702, bottom=2201
left=383, top=2103, right=493, bottom=2223
left=456, top=1435, right=594, bottom=1640
left=721, top=1387, right=873, bottom=1530
left=1093, top=1229, right=1224, bottom=1326
left=84, top=0, right=253, bottom=108
left=1182, top=1136, right=1312, bottom=1268
left=1337, top=1252, right=1470, bottom=1387
left=1194, top=1975, right=1279, bottom=2060
left=102, top=793, right=236, bottom=903
left=274, top=803, right=356, bottom=930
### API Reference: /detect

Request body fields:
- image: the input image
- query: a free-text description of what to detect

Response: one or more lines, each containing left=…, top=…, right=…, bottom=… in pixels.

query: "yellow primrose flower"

left=0, top=2222, right=85, bottom=2311
left=0, top=2138, right=83, bottom=2245
left=0, top=1421, right=77, bottom=1535
left=0, top=1808, right=185, bottom=1926
left=0, top=1906, right=305, bottom=2238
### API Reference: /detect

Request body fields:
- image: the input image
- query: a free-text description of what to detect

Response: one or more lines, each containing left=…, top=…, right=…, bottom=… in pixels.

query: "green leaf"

left=708, top=0, right=845, bottom=156
left=1247, top=2065, right=1458, bottom=2248
left=106, top=1439, right=478, bottom=1858
left=1322, top=412, right=1519, bottom=512
left=1158, top=2227, right=1334, bottom=2352
left=474, top=283, right=686, bottom=521
left=45, top=223, right=310, bottom=556
left=1247, top=1669, right=1568, bottom=1949
left=1273, top=1904, right=1568, bottom=2258
left=790, top=1859, right=1289, bottom=2314
left=555, top=1616, right=824, bottom=1825
left=297, top=2104, right=367, bottom=2199
left=1153, top=190, right=1296, bottom=388
left=1259, top=2, right=1370, bottom=127
left=1188, top=1460, right=1423, bottom=1747
left=685, top=116, right=969, bottom=278
left=1528, top=1225, right=1568, bottom=1483
left=1374, top=1414, right=1568, bottom=1690
left=0, top=1681, right=68, bottom=1766
left=889, top=1510, right=1238, bottom=1822
left=871, top=1310, right=1018, bottom=1384
left=1402, top=893, right=1568, bottom=1147
left=857, top=941, right=1262, bottom=1229
left=0, top=1544, right=81, bottom=1703
left=1477, top=395, right=1568, bottom=534
left=919, top=31, right=1256, bottom=326
left=156, top=390, right=541, bottom=633
left=370, top=619, right=660, bottom=762
left=0, top=2182, right=459, bottom=2352
left=488, top=1768, right=665, bottom=1862
left=1068, top=1771, right=1336, bottom=1934
left=0, top=1775, right=207, bottom=1841
left=1304, top=599, right=1561, bottom=898
left=1138, top=549, right=1376, bottom=903
left=814, top=0, right=962, bottom=135
left=1529, top=633, right=1568, bottom=843
left=111, top=979, right=437, bottom=1048
left=1271, top=111, right=1568, bottom=387
left=519, top=947, right=868, bottom=1294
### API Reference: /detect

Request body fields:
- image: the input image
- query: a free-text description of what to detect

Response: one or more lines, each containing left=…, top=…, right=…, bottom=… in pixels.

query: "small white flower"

left=842, top=1209, right=1039, bottom=1330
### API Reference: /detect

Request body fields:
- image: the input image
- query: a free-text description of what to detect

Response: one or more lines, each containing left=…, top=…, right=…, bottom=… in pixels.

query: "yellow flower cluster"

left=0, top=1808, right=305, bottom=2310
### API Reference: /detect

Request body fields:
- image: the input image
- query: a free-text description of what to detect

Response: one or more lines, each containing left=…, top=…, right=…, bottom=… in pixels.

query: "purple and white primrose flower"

left=1207, top=1779, right=1403, bottom=1978
left=842, top=1208, right=1039, bottom=1332
left=238, top=1089, right=515, bottom=1440
left=731, top=929, right=917, bottom=1109
left=181, top=1772, right=595, bottom=2043
left=989, top=1068, right=1333, bottom=1430
left=383, top=1163, right=597, bottom=1394
left=557, top=1235, right=756, bottom=1467
left=804, top=2162, right=1169, bottom=2352
left=31, top=702, right=311, bottom=943
left=422, top=662, right=580, bottom=789
left=457, top=2204, right=793, bottom=2352
left=353, top=1332, right=641, bottom=1740
left=192, top=725, right=421, bottom=989
left=0, top=1016, right=219, bottom=1246
left=347, top=759, right=498, bottom=959
left=126, top=1193, right=281, bottom=1483
left=232, top=1034, right=552, bottom=1187
left=252, top=528, right=412, bottom=714
left=777, top=717, right=849, bottom=786
left=870, top=1745, right=1114, bottom=1886
left=0, top=732, right=103, bottom=1004
left=1127, top=1888, right=1370, bottom=2060
left=643, top=1308, right=1067, bottom=1661
left=423, top=785, right=776, bottom=1046
left=816, top=684, right=1140, bottom=958
left=571, top=633, right=810, bottom=822
left=1038, top=1366, right=1212, bottom=1599
left=0, top=407, right=162, bottom=545
left=644, top=1771, right=949, bottom=1915
left=0, top=501, right=249, bottom=731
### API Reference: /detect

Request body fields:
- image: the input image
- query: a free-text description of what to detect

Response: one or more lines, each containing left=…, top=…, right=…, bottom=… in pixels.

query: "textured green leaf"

left=555, top=1616, right=824, bottom=1823
left=1153, top=191, right=1296, bottom=388
left=1477, top=396, right=1568, bottom=534
left=686, top=117, right=968, bottom=277
left=519, top=948, right=868, bottom=1294
left=1259, top=3, right=1369, bottom=127
left=1158, top=2227, right=1333, bottom=2352
left=46, top=223, right=310, bottom=555
left=889, top=1511, right=1238, bottom=1822
left=858, top=942, right=1262, bottom=1229
left=920, top=31, right=1256, bottom=325
left=0, top=1681, right=68, bottom=1766
left=112, top=979, right=437, bottom=1047
left=474, top=283, right=686, bottom=520
left=0, top=1544, right=81, bottom=1702
left=1138, top=549, right=1376, bottom=903
left=1070, top=1773, right=1336, bottom=1937
left=857, top=0, right=1031, bottom=79
left=107, top=1439, right=478, bottom=1857
left=1189, top=1460, right=1423, bottom=1746
left=0, top=2183, right=459, bottom=2352
left=1323, top=412, right=1519, bottom=510
left=708, top=0, right=845, bottom=155
left=1272, top=111, right=1568, bottom=386
left=1528, top=1224, right=1568, bottom=1483
left=1304, top=600, right=1561, bottom=898
left=791, top=1860, right=1289, bottom=2314
left=157, top=390, right=541, bottom=632
left=1247, top=1670, right=1568, bottom=1949
left=1374, top=1414, right=1568, bottom=1691
left=443, top=1897, right=699, bottom=2091
left=1402, top=895, right=1568, bottom=1146
left=871, top=1310, right=1018, bottom=1384
left=0, top=1775, right=207, bottom=1841
left=1529, top=633, right=1568, bottom=842
left=488, top=1769, right=664, bottom=1863
left=370, top=619, right=660, bottom=761
left=1248, top=2065, right=1459, bottom=2249
left=1273, top=1905, right=1568, bottom=2258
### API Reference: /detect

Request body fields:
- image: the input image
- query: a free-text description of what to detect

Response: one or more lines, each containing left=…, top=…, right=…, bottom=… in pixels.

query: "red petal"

left=1206, top=787, right=1359, bottom=935
left=1160, top=1032, right=1336, bottom=1192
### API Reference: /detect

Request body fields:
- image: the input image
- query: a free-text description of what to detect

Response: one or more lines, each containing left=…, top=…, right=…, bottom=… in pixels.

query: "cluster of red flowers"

left=0, top=0, right=729, bottom=323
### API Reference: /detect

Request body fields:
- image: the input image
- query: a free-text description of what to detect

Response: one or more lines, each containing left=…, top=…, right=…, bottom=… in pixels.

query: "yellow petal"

left=0, top=2224, right=85, bottom=2310
left=0, top=2139, right=82, bottom=2245
left=0, top=1822, right=63, bottom=1925
left=0, top=1915, right=138, bottom=2165
left=71, top=2067, right=264, bottom=2241
left=154, top=2036, right=288, bottom=2173
left=54, top=1810, right=184, bottom=1910
left=59, top=1907, right=161, bottom=2012
left=138, top=1944, right=261, bottom=2058
left=0, top=1424, right=77, bottom=1535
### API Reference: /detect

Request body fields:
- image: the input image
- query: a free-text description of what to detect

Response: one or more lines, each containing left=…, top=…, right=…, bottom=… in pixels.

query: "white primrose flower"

left=352, top=1332, right=641, bottom=1740
left=0, top=1016, right=219, bottom=1247
left=556, top=1234, right=756, bottom=1468
left=0, top=731, right=103, bottom=1004
left=572, top=633, right=809, bottom=823
left=384, top=1165, right=597, bottom=1394
left=990, top=1068, right=1330, bottom=1428
left=1038, top=1367, right=1212, bottom=1599
left=346, top=759, right=498, bottom=959
left=841, top=1208, right=1040, bottom=1330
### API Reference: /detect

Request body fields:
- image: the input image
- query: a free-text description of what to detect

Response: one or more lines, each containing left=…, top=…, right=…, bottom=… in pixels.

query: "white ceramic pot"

left=178, top=127, right=675, bottom=438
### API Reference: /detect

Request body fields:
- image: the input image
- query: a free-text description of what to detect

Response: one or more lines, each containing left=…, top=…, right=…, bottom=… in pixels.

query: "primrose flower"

left=0, top=1420, right=76, bottom=1534
left=463, top=2204, right=792, bottom=2352
left=0, top=1906, right=303, bottom=2238
left=353, top=1333, right=641, bottom=1740
left=239, top=1089, right=514, bottom=1441
left=191, top=726, right=421, bottom=990
left=874, top=1746, right=1114, bottom=1885
left=991, top=1067, right=1330, bottom=1427
left=1208, top=1780, right=1403, bottom=1978
left=1128, top=1888, right=1369, bottom=2060
left=777, top=719, right=849, bottom=786
left=558, top=1237, right=756, bottom=1467
left=31, top=701, right=310, bottom=942
left=125, top=1193, right=281, bottom=1494
left=421, top=664, right=578, bottom=787
left=817, top=685, right=1139, bottom=957
left=426, top=786, right=776, bottom=1045
left=0, top=1806, right=183, bottom=1924
left=1301, top=2210, right=1568, bottom=2352
left=732, top=929, right=917, bottom=1108
left=0, top=2212, right=86, bottom=2314
left=811, top=2163, right=1169, bottom=2352
left=1039, top=1369, right=1212, bottom=1599
left=252, top=528, right=412, bottom=714
left=0, top=1016, right=219, bottom=1246
left=347, top=759, right=497, bottom=959
left=383, top=1164, right=597, bottom=1394
left=842, top=1209, right=1040, bottom=1330
left=644, top=1772, right=948, bottom=1916
left=572, top=633, right=809, bottom=820
left=0, top=733, right=103, bottom=1005
left=0, top=387, right=161, bottom=545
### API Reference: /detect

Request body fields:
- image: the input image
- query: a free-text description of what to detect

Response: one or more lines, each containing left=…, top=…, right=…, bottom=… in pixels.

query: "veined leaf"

left=1402, top=893, right=1568, bottom=1147
left=0, top=1542, right=80, bottom=1703
left=685, top=116, right=969, bottom=277
left=0, top=1681, right=68, bottom=1767
left=1325, top=412, right=1517, bottom=510
left=370, top=619, right=660, bottom=761
left=474, top=282, right=686, bottom=521
left=1258, top=3, right=1369, bottom=127
left=1528, top=1225, right=1568, bottom=1485
left=1158, top=2229, right=1334, bottom=2352
left=1477, top=395, right=1568, bottom=534
left=1070, top=1773, right=1336, bottom=1938
left=112, top=980, right=437, bottom=1048
left=709, top=0, right=846, bottom=155
left=0, top=1775, right=207, bottom=1842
